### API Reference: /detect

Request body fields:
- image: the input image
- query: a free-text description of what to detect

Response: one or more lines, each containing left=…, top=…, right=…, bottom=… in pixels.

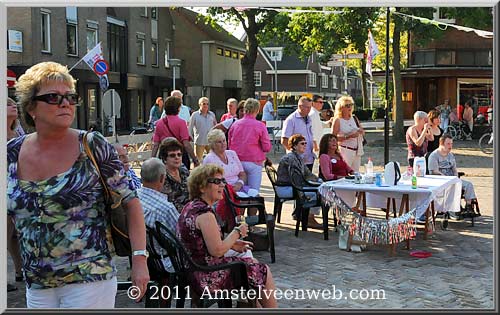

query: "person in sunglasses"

left=331, top=95, right=366, bottom=172
left=8, top=62, right=149, bottom=308
left=276, top=134, right=324, bottom=229
left=158, top=137, right=190, bottom=212
left=113, top=143, right=142, bottom=190
left=177, top=164, right=278, bottom=308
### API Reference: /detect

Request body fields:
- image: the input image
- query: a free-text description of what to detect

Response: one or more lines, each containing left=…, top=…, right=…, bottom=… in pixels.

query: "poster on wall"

left=8, top=30, right=23, bottom=52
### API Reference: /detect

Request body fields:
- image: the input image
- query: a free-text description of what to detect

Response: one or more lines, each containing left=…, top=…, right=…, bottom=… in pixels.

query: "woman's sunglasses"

left=207, top=177, right=227, bottom=185
left=33, top=93, right=80, bottom=105
left=167, top=152, right=183, bottom=158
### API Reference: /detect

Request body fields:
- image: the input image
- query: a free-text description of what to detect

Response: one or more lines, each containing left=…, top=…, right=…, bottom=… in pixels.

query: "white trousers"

left=241, top=161, right=263, bottom=192
left=26, top=277, right=117, bottom=308
left=339, top=147, right=361, bottom=172
left=462, top=179, right=477, bottom=202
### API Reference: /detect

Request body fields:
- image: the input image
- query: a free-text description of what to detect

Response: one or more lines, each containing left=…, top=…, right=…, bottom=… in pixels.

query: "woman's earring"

left=32, top=115, right=36, bottom=121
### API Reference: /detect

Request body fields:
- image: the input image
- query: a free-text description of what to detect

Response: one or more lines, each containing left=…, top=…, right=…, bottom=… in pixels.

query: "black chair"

left=457, top=172, right=481, bottom=226
left=222, top=186, right=276, bottom=263
left=289, top=179, right=329, bottom=239
left=265, top=164, right=295, bottom=223
left=152, top=221, right=256, bottom=308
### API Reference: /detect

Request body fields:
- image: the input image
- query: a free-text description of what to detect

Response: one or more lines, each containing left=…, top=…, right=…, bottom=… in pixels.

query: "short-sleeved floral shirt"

left=7, top=130, right=137, bottom=289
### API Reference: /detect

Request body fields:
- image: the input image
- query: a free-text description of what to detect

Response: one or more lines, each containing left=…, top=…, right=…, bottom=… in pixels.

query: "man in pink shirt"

left=228, top=98, right=272, bottom=192
left=152, top=96, right=199, bottom=168
left=220, top=98, right=238, bottom=122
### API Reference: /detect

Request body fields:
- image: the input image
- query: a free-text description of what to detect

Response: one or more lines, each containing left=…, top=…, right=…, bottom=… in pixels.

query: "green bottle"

left=411, top=175, right=417, bottom=189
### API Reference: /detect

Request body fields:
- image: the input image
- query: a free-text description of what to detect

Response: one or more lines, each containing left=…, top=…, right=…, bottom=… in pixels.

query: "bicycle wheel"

left=479, top=133, right=493, bottom=154
left=446, top=125, right=457, bottom=140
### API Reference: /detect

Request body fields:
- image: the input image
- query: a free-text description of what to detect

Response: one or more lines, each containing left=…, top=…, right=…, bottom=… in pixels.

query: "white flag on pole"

left=80, top=42, right=109, bottom=91
left=365, top=30, right=380, bottom=77
left=83, top=42, right=104, bottom=72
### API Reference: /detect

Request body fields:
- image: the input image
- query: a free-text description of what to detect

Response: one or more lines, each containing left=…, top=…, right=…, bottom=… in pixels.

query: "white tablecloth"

left=319, top=175, right=462, bottom=218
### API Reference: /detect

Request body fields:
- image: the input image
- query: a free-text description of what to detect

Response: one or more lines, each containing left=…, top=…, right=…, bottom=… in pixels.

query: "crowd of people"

left=5, top=61, right=484, bottom=308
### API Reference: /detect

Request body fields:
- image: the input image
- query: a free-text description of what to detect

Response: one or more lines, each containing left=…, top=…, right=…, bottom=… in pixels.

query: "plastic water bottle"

left=411, top=174, right=417, bottom=189
left=366, top=157, right=374, bottom=176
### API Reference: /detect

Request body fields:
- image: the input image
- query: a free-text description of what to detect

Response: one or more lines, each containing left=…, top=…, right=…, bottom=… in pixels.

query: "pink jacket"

left=228, top=114, right=271, bottom=164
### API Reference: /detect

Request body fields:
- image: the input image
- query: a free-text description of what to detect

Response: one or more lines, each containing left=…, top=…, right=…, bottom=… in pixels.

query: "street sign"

left=331, top=53, right=343, bottom=60
left=93, top=59, right=109, bottom=76
left=99, top=75, right=109, bottom=92
left=347, top=53, right=365, bottom=59
left=327, top=61, right=344, bottom=67
left=103, top=89, right=121, bottom=119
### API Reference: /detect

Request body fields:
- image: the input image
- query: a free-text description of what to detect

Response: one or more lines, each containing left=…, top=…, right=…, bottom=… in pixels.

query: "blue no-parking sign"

left=93, top=59, right=109, bottom=76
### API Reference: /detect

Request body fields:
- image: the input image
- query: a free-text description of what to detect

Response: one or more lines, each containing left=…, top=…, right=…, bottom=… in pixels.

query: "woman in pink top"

left=203, top=129, right=259, bottom=230
left=228, top=98, right=272, bottom=192
left=318, top=134, right=354, bottom=181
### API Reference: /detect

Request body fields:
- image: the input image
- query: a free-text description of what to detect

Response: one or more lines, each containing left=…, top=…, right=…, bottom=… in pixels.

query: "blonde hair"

left=244, top=98, right=260, bottom=114
left=15, top=62, right=76, bottom=127
left=188, top=164, right=224, bottom=199
left=334, top=95, right=355, bottom=119
left=198, top=97, right=209, bottom=106
left=207, top=129, right=226, bottom=150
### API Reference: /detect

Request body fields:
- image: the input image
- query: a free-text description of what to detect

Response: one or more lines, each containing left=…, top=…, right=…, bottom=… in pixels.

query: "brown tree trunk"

left=240, top=12, right=259, bottom=100
left=392, top=10, right=405, bottom=142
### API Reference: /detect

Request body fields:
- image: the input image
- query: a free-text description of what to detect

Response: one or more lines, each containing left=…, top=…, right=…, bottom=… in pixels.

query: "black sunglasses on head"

left=207, top=177, right=227, bottom=185
left=33, top=93, right=80, bottom=105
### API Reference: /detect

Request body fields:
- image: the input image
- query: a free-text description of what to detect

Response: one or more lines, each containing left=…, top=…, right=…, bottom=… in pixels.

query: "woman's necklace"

left=167, top=167, right=181, bottom=182
left=216, top=151, right=228, bottom=164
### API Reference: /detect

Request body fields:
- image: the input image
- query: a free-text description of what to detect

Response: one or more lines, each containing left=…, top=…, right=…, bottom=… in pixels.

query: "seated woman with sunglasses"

left=177, top=164, right=277, bottom=308
left=7, top=62, right=149, bottom=308
left=318, top=133, right=354, bottom=181
left=203, top=129, right=258, bottom=230
left=158, top=137, right=190, bottom=213
left=276, top=134, right=323, bottom=229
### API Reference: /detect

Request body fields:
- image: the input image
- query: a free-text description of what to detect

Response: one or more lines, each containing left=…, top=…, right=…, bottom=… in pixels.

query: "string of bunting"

left=319, top=185, right=435, bottom=245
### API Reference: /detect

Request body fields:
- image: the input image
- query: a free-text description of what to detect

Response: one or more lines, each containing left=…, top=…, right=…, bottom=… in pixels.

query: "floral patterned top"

left=7, top=130, right=137, bottom=289
left=162, top=165, right=190, bottom=212
left=176, top=198, right=267, bottom=295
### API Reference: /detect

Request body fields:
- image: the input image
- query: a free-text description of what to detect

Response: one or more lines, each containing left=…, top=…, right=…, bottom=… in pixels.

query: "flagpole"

left=69, top=41, right=102, bottom=72
left=384, top=7, right=390, bottom=166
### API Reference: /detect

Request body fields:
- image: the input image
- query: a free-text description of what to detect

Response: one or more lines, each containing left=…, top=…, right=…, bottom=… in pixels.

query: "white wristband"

left=237, top=179, right=245, bottom=185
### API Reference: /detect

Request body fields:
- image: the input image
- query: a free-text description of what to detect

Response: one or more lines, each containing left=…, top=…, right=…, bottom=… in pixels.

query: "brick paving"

left=7, top=131, right=494, bottom=309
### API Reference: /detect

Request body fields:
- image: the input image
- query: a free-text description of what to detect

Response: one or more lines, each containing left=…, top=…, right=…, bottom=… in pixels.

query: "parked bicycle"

left=445, top=121, right=472, bottom=141
left=478, top=126, right=493, bottom=155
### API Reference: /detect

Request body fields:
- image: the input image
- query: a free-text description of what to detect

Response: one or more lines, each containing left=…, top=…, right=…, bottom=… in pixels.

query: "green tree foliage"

left=204, top=7, right=278, bottom=99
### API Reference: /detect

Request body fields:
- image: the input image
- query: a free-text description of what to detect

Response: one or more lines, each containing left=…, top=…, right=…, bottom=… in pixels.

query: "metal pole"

left=344, top=50, right=348, bottom=94
left=111, top=89, right=118, bottom=143
left=370, top=80, right=373, bottom=110
left=172, top=66, right=176, bottom=91
left=274, top=58, right=278, bottom=113
left=384, top=7, right=390, bottom=165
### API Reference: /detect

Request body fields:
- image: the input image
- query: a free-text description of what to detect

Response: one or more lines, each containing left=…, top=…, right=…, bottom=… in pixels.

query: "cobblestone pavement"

left=7, top=131, right=495, bottom=309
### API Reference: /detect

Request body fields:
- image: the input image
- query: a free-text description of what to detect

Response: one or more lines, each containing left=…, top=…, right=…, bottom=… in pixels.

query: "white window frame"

left=136, top=33, right=146, bottom=65
left=86, top=20, right=99, bottom=52
left=151, top=7, right=158, bottom=20
left=331, top=75, right=338, bottom=89
left=321, top=74, right=329, bottom=89
left=164, top=41, right=170, bottom=68
left=41, top=9, right=51, bottom=53
left=151, top=41, right=159, bottom=67
left=141, top=7, right=148, bottom=17
left=254, top=71, right=262, bottom=87
left=308, top=72, right=317, bottom=87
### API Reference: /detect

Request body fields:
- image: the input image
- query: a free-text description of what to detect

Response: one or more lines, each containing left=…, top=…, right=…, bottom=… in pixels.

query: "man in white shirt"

left=189, top=97, right=217, bottom=161
left=164, top=90, right=191, bottom=124
left=262, top=95, right=275, bottom=121
left=309, top=95, right=327, bottom=152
